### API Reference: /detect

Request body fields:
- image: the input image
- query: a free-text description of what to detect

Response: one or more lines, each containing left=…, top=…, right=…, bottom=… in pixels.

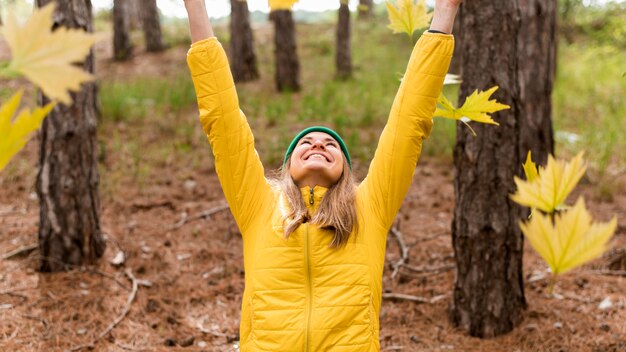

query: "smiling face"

left=288, top=132, right=345, bottom=188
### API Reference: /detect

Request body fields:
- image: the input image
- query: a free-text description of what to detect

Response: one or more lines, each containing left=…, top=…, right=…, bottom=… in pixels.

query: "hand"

left=430, top=0, right=461, bottom=34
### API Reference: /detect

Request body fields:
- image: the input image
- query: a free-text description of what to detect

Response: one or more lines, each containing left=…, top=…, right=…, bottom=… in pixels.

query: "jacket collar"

left=300, top=185, right=328, bottom=212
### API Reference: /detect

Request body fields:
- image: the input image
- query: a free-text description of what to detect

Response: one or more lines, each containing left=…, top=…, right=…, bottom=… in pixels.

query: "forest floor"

left=2, top=24, right=626, bottom=352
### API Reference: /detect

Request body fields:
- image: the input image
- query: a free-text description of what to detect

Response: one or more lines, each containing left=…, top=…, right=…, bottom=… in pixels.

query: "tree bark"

left=450, top=0, right=526, bottom=338
left=35, top=0, right=105, bottom=272
left=127, top=0, right=142, bottom=30
left=358, top=0, right=373, bottom=19
left=336, top=1, right=352, bottom=80
left=230, top=0, right=259, bottom=83
left=517, top=0, right=556, bottom=165
left=270, top=10, right=301, bottom=92
left=141, top=0, right=166, bottom=52
left=113, top=0, right=133, bottom=61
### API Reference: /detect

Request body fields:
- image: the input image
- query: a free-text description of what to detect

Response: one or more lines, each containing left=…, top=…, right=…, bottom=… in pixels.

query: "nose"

left=311, top=139, right=325, bottom=150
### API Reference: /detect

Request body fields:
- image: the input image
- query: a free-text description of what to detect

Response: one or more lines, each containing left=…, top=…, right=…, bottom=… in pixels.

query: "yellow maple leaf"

left=434, top=86, right=511, bottom=126
left=0, top=3, right=97, bottom=105
left=522, top=151, right=539, bottom=182
left=511, top=152, right=587, bottom=213
left=0, top=91, right=55, bottom=171
left=269, top=0, right=300, bottom=11
left=520, top=198, right=616, bottom=277
left=386, top=0, right=432, bottom=40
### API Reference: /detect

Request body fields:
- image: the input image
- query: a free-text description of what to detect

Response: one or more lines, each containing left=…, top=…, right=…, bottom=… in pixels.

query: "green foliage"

left=559, top=1, right=626, bottom=47
left=100, top=74, right=196, bottom=123
left=553, top=43, right=626, bottom=177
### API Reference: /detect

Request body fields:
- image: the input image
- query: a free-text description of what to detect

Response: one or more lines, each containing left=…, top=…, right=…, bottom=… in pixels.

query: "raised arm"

left=184, top=0, right=272, bottom=234
left=357, top=1, right=459, bottom=231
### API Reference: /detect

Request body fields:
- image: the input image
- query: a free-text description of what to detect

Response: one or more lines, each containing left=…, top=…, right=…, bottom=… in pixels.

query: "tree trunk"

left=450, top=0, right=526, bottom=338
left=230, top=0, right=259, bottom=83
left=35, top=0, right=105, bottom=272
left=113, top=0, right=133, bottom=61
left=336, top=1, right=352, bottom=80
left=270, top=10, right=301, bottom=92
left=518, top=0, right=556, bottom=165
left=141, top=0, right=165, bottom=52
left=358, top=0, right=373, bottom=19
left=127, top=0, right=142, bottom=30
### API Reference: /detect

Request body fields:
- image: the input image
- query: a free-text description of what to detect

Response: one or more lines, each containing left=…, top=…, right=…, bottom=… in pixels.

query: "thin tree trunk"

left=230, top=0, right=259, bottom=82
left=35, top=0, right=105, bottom=272
left=142, top=0, right=166, bottom=52
left=518, top=0, right=556, bottom=165
left=336, top=0, right=352, bottom=80
left=270, top=10, right=301, bottom=92
left=450, top=0, right=526, bottom=338
left=358, top=0, right=373, bottom=19
left=127, top=0, right=142, bottom=30
left=113, top=0, right=133, bottom=61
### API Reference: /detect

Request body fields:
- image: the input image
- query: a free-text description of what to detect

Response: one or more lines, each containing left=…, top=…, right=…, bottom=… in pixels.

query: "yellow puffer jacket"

left=187, top=32, right=453, bottom=352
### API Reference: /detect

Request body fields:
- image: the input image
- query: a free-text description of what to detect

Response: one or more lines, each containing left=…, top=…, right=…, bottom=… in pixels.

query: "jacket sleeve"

left=357, top=32, right=454, bottom=231
left=187, top=37, right=272, bottom=234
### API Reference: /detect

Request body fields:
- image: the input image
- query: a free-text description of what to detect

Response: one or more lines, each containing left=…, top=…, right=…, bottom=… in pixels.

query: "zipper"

left=304, top=222, right=313, bottom=352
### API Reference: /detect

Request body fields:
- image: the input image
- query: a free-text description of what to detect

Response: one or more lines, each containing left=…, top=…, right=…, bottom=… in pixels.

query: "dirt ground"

left=1, top=38, right=626, bottom=352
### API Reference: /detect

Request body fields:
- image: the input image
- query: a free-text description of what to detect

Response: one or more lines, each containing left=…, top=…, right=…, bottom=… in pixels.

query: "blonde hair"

left=276, top=157, right=358, bottom=248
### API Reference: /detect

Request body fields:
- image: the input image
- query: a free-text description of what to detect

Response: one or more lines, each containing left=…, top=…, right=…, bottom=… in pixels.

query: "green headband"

left=283, top=126, right=352, bottom=169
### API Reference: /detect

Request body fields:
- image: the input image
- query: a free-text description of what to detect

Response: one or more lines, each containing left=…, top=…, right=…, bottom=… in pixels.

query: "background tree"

left=35, top=0, right=105, bottom=272
left=336, top=0, right=352, bottom=80
left=269, top=8, right=301, bottom=92
left=450, top=0, right=526, bottom=337
left=113, top=0, right=133, bottom=61
left=127, top=0, right=142, bottom=30
left=142, top=0, right=166, bottom=52
left=449, top=12, right=462, bottom=74
left=358, top=0, right=373, bottom=19
left=518, top=0, right=556, bottom=165
left=230, top=0, right=259, bottom=82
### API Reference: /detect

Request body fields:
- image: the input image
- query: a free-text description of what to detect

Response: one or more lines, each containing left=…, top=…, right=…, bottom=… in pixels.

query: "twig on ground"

left=21, top=314, right=49, bottom=335
left=390, top=221, right=409, bottom=280
left=414, top=232, right=446, bottom=244
left=0, top=207, right=26, bottom=216
left=114, top=340, right=141, bottom=351
left=169, top=203, right=230, bottom=231
left=68, top=269, right=139, bottom=352
left=78, top=266, right=131, bottom=291
left=588, top=269, right=626, bottom=277
left=402, top=264, right=455, bottom=275
left=131, top=200, right=174, bottom=211
left=29, top=255, right=131, bottom=291
left=0, top=287, right=37, bottom=296
left=2, top=243, right=38, bottom=260
left=195, top=322, right=233, bottom=339
left=382, top=293, right=448, bottom=304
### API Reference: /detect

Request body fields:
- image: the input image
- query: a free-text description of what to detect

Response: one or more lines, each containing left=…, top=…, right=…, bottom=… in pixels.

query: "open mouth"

left=304, top=153, right=330, bottom=162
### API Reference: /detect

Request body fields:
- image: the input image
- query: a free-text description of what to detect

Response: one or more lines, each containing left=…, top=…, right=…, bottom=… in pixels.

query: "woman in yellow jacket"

left=184, top=0, right=460, bottom=350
